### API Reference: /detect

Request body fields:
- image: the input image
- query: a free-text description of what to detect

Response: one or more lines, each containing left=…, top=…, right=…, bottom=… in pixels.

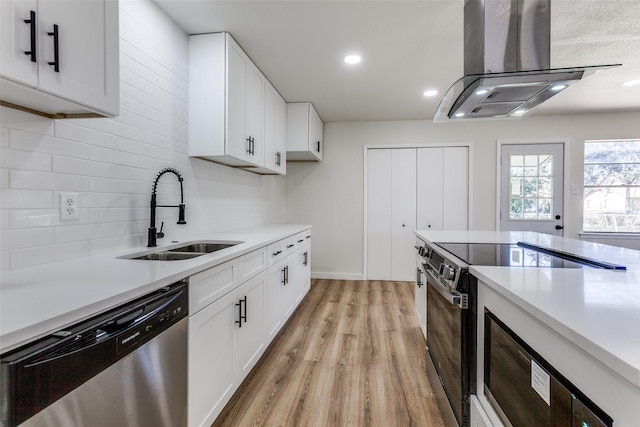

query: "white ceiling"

left=154, top=0, right=640, bottom=123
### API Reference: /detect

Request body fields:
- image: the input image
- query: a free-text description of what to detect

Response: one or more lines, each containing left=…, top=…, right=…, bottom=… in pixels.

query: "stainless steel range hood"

left=433, top=0, right=620, bottom=122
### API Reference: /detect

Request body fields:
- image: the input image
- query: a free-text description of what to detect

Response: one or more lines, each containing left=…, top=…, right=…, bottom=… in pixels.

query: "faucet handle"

left=157, top=222, right=165, bottom=239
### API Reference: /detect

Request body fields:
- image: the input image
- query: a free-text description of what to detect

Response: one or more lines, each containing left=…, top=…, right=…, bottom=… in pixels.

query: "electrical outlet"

left=60, top=192, right=79, bottom=220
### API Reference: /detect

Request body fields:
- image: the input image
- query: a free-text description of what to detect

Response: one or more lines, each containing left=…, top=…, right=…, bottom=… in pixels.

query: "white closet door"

left=391, top=149, right=417, bottom=281
left=366, top=149, right=392, bottom=280
left=443, top=147, right=469, bottom=229
left=417, top=147, right=444, bottom=230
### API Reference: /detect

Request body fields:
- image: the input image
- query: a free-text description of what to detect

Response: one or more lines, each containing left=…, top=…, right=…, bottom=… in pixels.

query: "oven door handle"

left=425, top=268, right=462, bottom=307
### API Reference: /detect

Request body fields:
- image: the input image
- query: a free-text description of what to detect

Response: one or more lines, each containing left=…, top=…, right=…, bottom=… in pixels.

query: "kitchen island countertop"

left=415, top=230, right=640, bottom=389
left=1, top=224, right=310, bottom=353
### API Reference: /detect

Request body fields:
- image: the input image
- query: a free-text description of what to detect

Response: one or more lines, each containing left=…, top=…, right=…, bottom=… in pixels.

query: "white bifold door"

left=366, top=146, right=469, bottom=281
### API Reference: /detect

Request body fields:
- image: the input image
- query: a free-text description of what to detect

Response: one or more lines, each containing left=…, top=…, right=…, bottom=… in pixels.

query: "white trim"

left=311, top=272, right=365, bottom=281
left=495, top=138, right=570, bottom=233
left=363, top=142, right=474, bottom=281
left=579, top=232, right=640, bottom=240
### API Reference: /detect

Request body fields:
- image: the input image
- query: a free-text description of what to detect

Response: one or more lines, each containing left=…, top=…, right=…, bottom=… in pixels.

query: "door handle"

left=555, top=225, right=564, bottom=230
left=24, top=11, right=36, bottom=62
left=47, top=24, right=60, bottom=72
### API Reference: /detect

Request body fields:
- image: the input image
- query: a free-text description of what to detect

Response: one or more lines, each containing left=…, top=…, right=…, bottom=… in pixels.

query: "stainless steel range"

left=415, top=240, right=623, bottom=427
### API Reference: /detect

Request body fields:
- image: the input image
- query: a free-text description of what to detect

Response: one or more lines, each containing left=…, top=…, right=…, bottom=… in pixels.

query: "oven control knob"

left=440, top=264, right=456, bottom=280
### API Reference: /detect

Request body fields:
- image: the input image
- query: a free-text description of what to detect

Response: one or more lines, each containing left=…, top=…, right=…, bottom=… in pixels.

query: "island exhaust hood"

left=433, top=0, right=620, bottom=122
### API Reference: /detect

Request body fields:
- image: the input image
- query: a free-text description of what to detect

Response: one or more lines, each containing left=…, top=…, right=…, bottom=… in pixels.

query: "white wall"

left=0, top=0, right=285, bottom=271
left=285, top=112, right=640, bottom=279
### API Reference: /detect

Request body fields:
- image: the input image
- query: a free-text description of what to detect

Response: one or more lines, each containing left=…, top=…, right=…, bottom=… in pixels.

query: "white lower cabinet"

left=188, top=287, right=237, bottom=427
left=187, top=229, right=312, bottom=427
left=414, top=247, right=427, bottom=338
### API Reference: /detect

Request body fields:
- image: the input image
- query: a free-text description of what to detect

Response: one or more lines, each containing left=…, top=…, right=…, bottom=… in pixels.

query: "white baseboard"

left=311, top=272, right=365, bottom=281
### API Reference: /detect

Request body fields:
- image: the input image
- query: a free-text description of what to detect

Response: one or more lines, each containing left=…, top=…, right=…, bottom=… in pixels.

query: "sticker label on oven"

left=531, top=359, right=551, bottom=405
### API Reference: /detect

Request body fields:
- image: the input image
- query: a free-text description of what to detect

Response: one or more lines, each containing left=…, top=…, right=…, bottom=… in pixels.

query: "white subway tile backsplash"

left=88, top=177, right=149, bottom=194
left=0, top=107, right=55, bottom=135
left=10, top=129, right=89, bottom=159
left=1, top=127, right=9, bottom=147
left=89, top=207, right=148, bottom=223
left=0, top=228, right=55, bottom=250
left=10, top=241, right=90, bottom=270
left=89, top=145, right=140, bottom=167
left=11, top=170, right=89, bottom=191
left=54, top=121, right=118, bottom=149
left=10, top=209, right=61, bottom=228
left=0, top=210, right=9, bottom=229
left=53, top=156, right=116, bottom=178
left=1, top=189, right=53, bottom=209
left=0, top=168, right=8, bottom=188
left=0, top=148, right=52, bottom=171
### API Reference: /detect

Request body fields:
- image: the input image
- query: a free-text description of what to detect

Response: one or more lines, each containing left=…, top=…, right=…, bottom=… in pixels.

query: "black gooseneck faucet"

left=148, top=168, right=186, bottom=247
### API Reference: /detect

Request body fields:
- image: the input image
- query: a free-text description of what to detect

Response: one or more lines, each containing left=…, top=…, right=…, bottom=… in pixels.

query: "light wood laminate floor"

left=212, top=279, right=445, bottom=427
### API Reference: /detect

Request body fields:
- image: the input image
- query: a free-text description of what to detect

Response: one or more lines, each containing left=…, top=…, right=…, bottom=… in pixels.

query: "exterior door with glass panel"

left=500, top=143, right=564, bottom=235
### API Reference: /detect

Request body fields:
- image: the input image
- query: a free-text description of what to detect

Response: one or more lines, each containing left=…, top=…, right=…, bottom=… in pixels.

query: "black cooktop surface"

left=434, top=242, right=585, bottom=268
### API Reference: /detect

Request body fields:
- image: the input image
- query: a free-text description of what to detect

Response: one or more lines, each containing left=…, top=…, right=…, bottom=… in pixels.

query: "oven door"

left=425, top=266, right=471, bottom=427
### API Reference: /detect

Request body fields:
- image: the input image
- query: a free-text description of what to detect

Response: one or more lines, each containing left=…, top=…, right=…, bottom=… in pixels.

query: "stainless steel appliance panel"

left=21, top=319, right=187, bottom=427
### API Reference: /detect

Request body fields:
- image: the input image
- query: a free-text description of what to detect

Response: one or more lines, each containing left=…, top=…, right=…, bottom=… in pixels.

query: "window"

left=509, top=153, right=555, bottom=220
left=583, top=139, right=640, bottom=233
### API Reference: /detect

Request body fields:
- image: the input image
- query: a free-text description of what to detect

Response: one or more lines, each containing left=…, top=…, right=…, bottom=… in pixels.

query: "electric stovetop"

left=434, top=242, right=587, bottom=268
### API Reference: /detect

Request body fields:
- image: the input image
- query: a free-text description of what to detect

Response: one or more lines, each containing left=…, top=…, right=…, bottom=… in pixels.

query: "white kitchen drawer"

left=282, top=235, right=297, bottom=256
left=238, top=247, right=267, bottom=282
left=189, top=259, right=239, bottom=314
left=267, top=240, right=286, bottom=266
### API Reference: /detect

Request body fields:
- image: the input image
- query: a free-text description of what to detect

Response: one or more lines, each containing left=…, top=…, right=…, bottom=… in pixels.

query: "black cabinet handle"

left=297, top=239, right=304, bottom=243
left=246, top=137, right=252, bottom=154
left=316, top=140, right=320, bottom=152
left=24, top=10, right=36, bottom=62
left=281, top=266, right=287, bottom=285
left=235, top=296, right=247, bottom=327
left=305, top=235, right=311, bottom=239
left=276, top=151, right=281, bottom=166
left=272, top=250, right=282, bottom=256
left=555, top=225, right=564, bottom=230
left=303, top=251, right=308, bottom=266
left=285, top=265, right=289, bottom=284
left=251, top=137, right=255, bottom=155
left=287, top=244, right=294, bottom=249
left=47, top=24, right=59, bottom=72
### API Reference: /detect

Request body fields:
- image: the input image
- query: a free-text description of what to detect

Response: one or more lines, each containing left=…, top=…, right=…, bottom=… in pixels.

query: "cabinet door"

left=390, top=148, right=417, bottom=281
left=265, top=260, right=286, bottom=341
left=417, top=147, right=444, bottom=230
left=188, top=290, right=237, bottom=427
left=295, top=245, right=311, bottom=305
left=274, top=91, right=287, bottom=173
left=0, top=0, right=38, bottom=86
left=245, top=61, right=265, bottom=167
left=234, top=271, right=266, bottom=381
left=308, top=103, right=323, bottom=161
left=366, top=148, right=392, bottom=280
left=36, top=0, right=118, bottom=114
left=443, top=146, right=469, bottom=229
left=226, top=40, right=248, bottom=162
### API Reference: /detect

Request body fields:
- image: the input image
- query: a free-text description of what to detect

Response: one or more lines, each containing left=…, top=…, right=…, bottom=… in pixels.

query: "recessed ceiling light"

left=622, top=79, right=640, bottom=87
left=512, top=109, right=527, bottom=116
left=454, top=112, right=465, bottom=118
left=344, top=55, right=361, bottom=64
left=550, top=84, right=567, bottom=92
left=423, top=89, right=438, bottom=97
left=475, top=89, right=489, bottom=95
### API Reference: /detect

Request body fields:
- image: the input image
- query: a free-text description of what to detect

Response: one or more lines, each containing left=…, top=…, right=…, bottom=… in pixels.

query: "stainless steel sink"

left=119, top=240, right=243, bottom=261
left=133, top=252, right=203, bottom=261
left=167, top=242, right=237, bottom=253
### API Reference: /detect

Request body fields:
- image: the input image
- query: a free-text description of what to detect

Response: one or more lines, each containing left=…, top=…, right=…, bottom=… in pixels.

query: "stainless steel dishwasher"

left=0, top=280, right=188, bottom=427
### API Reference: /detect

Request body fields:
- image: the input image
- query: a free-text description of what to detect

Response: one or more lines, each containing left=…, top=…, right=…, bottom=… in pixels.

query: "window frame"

left=582, top=138, right=640, bottom=235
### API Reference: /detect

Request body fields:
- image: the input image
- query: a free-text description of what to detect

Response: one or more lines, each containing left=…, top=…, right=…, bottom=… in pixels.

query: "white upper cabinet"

left=286, top=101, right=323, bottom=162
left=0, top=0, right=119, bottom=117
left=190, top=32, right=287, bottom=173
left=245, top=81, right=287, bottom=175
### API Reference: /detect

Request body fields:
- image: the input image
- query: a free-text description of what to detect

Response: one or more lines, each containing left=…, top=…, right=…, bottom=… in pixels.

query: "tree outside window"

left=583, top=140, right=640, bottom=232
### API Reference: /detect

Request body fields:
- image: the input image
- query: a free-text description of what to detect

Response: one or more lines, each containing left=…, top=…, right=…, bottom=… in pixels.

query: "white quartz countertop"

left=416, top=230, right=640, bottom=389
left=0, top=224, right=310, bottom=353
